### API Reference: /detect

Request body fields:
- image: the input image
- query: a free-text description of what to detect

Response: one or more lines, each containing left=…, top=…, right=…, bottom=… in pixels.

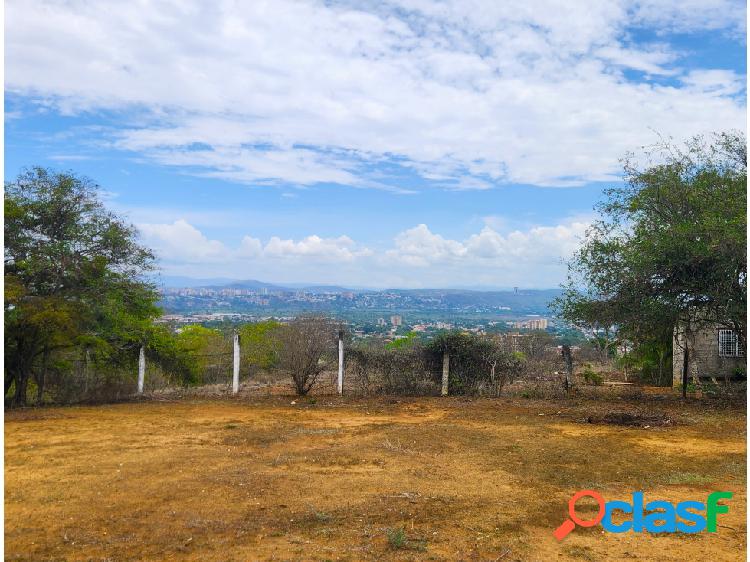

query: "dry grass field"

left=4, top=394, right=746, bottom=561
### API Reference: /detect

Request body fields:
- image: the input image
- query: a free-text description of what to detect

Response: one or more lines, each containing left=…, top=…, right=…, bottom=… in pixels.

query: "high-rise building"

left=390, top=315, right=402, bottom=327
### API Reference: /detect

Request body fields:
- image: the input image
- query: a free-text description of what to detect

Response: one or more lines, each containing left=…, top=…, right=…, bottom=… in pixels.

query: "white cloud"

left=629, top=0, right=746, bottom=34
left=681, top=69, right=746, bottom=97
left=264, top=235, right=372, bottom=261
left=237, top=236, right=263, bottom=258
left=138, top=220, right=371, bottom=266
left=5, top=0, right=746, bottom=190
left=386, top=224, right=467, bottom=266
left=136, top=218, right=590, bottom=287
left=386, top=221, right=588, bottom=267
left=138, top=219, right=229, bottom=262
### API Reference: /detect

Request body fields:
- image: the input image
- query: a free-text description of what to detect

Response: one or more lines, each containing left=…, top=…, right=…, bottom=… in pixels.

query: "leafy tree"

left=554, top=131, right=746, bottom=396
left=4, top=167, right=162, bottom=405
left=238, top=320, right=282, bottom=374
left=385, top=331, right=419, bottom=350
left=173, top=325, right=227, bottom=384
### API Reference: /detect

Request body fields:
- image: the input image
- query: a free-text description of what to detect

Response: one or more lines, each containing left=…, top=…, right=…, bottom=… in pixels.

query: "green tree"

left=554, top=131, right=746, bottom=396
left=238, top=320, right=281, bottom=374
left=4, top=167, right=162, bottom=405
left=173, top=325, right=228, bottom=384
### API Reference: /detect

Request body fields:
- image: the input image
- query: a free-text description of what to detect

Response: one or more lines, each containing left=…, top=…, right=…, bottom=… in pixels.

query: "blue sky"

left=4, top=1, right=747, bottom=288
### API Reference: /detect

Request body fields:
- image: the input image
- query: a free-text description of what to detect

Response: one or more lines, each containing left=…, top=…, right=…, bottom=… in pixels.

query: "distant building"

left=377, top=318, right=387, bottom=327
left=673, top=320, right=745, bottom=386
left=528, top=318, right=548, bottom=330
left=390, top=315, right=402, bottom=327
left=512, top=318, right=548, bottom=330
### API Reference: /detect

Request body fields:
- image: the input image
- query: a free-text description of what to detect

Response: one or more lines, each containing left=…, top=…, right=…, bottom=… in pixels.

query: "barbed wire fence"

left=129, top=326, right=583, bottom=400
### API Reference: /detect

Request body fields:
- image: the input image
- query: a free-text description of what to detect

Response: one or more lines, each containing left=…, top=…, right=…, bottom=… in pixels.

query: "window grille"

left=718, top=329, right=744, bottom=357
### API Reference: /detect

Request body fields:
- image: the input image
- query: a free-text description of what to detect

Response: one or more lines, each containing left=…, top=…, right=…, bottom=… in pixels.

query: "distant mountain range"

left=153, top=276, right=560, bottom=295
left=154, top=276, right=357, bottom=293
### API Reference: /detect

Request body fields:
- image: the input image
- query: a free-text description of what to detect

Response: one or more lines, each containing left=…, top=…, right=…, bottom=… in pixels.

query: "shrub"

left=347, top=342, right=436, bottom=396
left=425, top=331, right=524, bottom=395
left=581, top=366, right=604, bottom=386
left=276, top=316, right=341, bottom=395
left=386, top=527, right=406, bottom=549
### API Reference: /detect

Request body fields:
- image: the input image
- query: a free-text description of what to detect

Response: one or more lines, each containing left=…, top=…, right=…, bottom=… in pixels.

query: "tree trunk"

left=561, top=345, right=573, bottom=394
left=13, top=369, right=29, bottom=407
left=36, top=347, right=49, bottom=405
left=657, top=351, right=664, bottom=386
left=5, top=370, right=16, bottom=397
left=681, top=338, right=689, bottom=399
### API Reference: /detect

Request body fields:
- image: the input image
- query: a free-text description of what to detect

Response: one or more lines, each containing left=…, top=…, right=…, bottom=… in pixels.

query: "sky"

left=4, top=0, right=747, bottom=289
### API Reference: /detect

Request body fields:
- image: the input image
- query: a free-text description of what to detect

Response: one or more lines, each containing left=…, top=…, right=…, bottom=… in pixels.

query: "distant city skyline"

left=5, top=1, right=746, bottom=288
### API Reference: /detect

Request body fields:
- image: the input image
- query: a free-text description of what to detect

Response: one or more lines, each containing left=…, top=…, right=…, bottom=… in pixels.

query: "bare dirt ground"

left=5, top=394, right=746, bottom=561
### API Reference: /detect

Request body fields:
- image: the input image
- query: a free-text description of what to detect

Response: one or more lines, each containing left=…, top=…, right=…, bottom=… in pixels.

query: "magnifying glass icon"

left=553, top=490, right=605, bottom=541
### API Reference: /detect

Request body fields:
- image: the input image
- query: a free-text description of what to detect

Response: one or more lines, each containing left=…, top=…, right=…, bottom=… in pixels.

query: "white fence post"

left=337, top=330, right=344, bottom=395
left=232, top=332, right=240, bottom=394
left=138, top=345, right=145, bottom=394
left=441, top=351, right=449, bottom=396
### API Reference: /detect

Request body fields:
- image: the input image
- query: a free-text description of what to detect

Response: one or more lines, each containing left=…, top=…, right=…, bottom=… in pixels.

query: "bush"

left=580, top=365, right=604, bottom=386
left=425, top=331, right=524, bottom=396
left=276, top=315, right=341, bottom=395
left=347, top=342, right=436, bottom=396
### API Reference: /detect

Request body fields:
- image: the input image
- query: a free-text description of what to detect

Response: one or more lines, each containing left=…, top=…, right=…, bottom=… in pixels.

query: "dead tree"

left=276, top=316, right=338, bottom=395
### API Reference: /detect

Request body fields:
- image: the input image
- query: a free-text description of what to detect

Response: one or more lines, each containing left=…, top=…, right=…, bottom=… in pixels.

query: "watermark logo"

left=554, top=490, right=732, bottom=540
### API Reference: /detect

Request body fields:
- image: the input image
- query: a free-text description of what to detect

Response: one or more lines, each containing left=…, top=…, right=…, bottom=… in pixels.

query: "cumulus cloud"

left=138, top=219, right=229, bottom=262
left=138, top=220, right=372, bottom=266
left=137, top=218, right=590, bottom=287
left=386, top=224, right=467, bottom=266
left=265, top=235, right=372, bottom=261
left=5, top=0, right=746, bottom=190
left=386, top=222, right=588, bottom=267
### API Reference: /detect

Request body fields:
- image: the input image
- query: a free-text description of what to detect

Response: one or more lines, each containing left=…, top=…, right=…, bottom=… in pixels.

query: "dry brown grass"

left=4, top=394, right=746, bottom=561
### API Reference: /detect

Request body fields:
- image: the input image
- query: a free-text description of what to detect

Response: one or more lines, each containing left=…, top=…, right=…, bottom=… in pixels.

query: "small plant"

left=386, top=527, right=407, bottom=549
left=312, top=509, right=332, bottom=523
left=581, top=366, right=603, bottom=385
left=520, top=386, right=544, bottom=399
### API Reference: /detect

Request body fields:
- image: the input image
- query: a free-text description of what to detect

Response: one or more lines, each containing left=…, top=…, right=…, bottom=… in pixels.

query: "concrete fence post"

left=441, top=351, right=450, bottom=396
left=232, top=332, right=240, bottom=395
left=137, top=346, right=145, bottom=394
left=337, top=330, right=344, bottom=396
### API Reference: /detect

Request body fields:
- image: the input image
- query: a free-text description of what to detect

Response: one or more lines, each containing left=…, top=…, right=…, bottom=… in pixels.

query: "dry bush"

left=347, top=344, right=437, bottom=396
left=276, top=315, right=341, bottom=395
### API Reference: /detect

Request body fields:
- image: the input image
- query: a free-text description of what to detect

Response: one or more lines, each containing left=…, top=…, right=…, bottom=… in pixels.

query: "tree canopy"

left=554, top=131, right=747, bottom=387
left=4, top=167, right=168, bottom=405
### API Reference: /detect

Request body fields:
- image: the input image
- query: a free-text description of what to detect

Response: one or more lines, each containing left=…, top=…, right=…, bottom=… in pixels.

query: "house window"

left=718, top=329, right=744, bottom=357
